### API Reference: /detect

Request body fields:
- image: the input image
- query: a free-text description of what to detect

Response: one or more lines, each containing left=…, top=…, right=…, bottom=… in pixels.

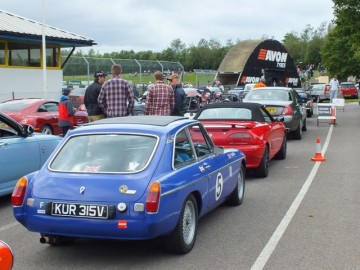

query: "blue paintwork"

left=13, top=116, right=245, bottom=241
left=0, top=112, right=62, bottom=196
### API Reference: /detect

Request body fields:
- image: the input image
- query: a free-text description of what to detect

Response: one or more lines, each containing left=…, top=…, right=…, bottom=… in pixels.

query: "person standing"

left=144, top=71, right=174, bottom=115
left=253, top=78, right=267, bottom=88
left=84, top=71, right=106, bottom=122
left=329, top=75, right=340, bottom=103
left=168, top=73, right=186, bottom=116
left=59, top=88, right=77, bottom=136
left=98, top=64, right=134, bottom=117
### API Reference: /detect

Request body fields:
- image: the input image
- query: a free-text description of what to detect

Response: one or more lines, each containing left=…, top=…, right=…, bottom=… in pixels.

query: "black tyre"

left=307, top=109, right=313, bottom=118
left=227, top=164, right=245, bottom=205
left=166, top=194, right=198, bottom=254
left=256, top=146, right=269, bottom=178
left=274, top=134, right=287, bottom=160
left=41, top=125, right=53, bottom=135
left=292, top=120, right=302, bottom=140
left=302, top=118, right=307, bottom=131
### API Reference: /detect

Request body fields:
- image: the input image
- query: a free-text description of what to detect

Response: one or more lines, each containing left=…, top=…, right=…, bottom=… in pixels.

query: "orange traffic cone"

left=311, top=138, right=326, bottom=162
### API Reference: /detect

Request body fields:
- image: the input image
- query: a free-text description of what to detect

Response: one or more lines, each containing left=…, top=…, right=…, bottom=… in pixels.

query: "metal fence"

left=62, top=56, right=184, bottom=86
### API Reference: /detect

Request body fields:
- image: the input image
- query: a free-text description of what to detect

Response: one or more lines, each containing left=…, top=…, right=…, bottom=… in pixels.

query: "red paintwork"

left=200, top=119, right=285, bottom=169
left=340, top=83, right=358, bottom=99
left=0, top=98, right=88, bottom=135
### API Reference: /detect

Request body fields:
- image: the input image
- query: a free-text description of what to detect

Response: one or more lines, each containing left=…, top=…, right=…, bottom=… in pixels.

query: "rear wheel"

left=166, top=194, right=198, bottom=254
left=274, top=134, right=287, bottom=160
left=292, top=120, right=302, bottom=140
left=256, top=146, right=269, bottom=178
left=41, top=125, right=53, bottom=135
left=227, top=164, right=245, bottom=205
left=302, top=118, right=307, bottom=131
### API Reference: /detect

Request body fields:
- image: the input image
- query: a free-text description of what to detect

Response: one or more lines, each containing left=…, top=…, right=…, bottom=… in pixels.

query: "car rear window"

left=49, top=134, right=158, bottom=173
left=197, top=108, right=252, bottom=120
left=341, top=83, right=355, bottom=88
left=246, top=90, right=291, bottom=101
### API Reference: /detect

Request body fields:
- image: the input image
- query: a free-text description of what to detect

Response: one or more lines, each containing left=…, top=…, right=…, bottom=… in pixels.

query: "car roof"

left=85, top=115, right=192, bottom=127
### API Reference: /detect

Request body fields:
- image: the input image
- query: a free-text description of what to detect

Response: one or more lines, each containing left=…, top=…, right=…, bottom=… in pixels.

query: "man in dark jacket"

left=168, top=73, right=186, bottom=116
left=59, top=88, right=77, bottom=136
left=84, top=71, right=106, bottom=122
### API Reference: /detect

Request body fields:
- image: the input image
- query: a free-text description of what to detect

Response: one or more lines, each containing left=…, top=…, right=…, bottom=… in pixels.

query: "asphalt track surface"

left=1, top=102, right=359, bottom=270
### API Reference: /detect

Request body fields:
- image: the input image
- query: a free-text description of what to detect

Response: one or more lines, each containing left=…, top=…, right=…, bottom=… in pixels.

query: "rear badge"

left=118, top=220, right=127, bottom=229
left=80, top=186, right=85, bottom=194
left=199, top=166, right=205, bottom=172
left=119, top=185, right=136, bottom=195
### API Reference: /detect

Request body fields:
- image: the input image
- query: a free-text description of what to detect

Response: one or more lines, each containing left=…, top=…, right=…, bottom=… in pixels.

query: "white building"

left=0, top=10, right=95, bottom=102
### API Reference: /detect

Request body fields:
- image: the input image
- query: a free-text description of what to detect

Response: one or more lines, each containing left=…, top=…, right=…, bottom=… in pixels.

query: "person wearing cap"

left=168, top=73, right=186, bottom=116
left=144, top=71, right=174, bottom=115
left=58, top=88, right=77, bottom=136
left=84, top=71, right=106, bottom=122
left=329, top=75, right=340, bottom=103
left=253, top=78, right=267, bottom=89
left=98, top=64, right=134, bottom=117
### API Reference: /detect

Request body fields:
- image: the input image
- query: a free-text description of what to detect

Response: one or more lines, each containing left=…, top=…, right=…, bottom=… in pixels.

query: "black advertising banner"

left=240, top=40, right=300, bottom=87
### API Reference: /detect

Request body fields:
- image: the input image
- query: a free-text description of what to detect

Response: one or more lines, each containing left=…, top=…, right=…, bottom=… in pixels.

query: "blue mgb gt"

left=12, top=116, right=245, bottom=254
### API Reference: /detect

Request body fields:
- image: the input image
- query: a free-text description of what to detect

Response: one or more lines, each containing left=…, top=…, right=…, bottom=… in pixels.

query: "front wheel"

left=166, top=194, right=198, bottom=254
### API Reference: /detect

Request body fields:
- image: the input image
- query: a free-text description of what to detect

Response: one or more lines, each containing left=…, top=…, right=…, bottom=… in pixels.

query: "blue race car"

left=12, top=116, right=246, bottom=254
left=0, top=112, right=61, bottom=196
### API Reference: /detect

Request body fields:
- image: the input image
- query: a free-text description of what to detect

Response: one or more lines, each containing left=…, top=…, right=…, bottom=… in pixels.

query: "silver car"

left=308, top=83, right=330, bottom=103
left=242, top=87, right=307, bottom=140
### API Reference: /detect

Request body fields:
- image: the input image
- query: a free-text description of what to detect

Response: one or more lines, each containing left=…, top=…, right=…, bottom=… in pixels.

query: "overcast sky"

left=2, top=0, right=335, bottom=53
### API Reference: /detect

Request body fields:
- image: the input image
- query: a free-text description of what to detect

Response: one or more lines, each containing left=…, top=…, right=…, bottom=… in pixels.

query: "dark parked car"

left=243, top=87, right=307, bottom=140
left=294, top=88, right=314, bottom=117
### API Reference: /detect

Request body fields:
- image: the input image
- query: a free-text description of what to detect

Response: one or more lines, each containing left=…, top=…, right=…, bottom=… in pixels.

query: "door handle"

left=0, top=142, right=7, bottom=147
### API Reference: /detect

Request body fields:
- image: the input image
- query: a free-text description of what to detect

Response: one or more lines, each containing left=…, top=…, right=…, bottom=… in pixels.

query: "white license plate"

left=50, top=202, right=109, bottom=219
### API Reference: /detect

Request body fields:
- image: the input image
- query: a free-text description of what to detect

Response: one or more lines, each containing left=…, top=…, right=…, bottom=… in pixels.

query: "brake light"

left=11, top=177, right=28, bottom=206
left=227, top=132, right=253, bottom=144
left=146, top=181, right=161, bottom=213
left=281, top=105, right=293, bottom=116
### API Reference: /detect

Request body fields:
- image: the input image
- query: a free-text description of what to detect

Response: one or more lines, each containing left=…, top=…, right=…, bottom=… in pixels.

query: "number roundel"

left=215, top=173, right=223, bottom=201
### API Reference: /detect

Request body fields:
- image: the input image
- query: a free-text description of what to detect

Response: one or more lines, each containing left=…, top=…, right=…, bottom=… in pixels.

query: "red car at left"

left=0, top=98, right=88, bottom=135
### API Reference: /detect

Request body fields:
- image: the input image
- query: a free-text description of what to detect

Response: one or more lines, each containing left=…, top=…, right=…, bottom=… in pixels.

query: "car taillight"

left=11, top=177, right=27, bottom=206
left=78, top=104, right=87, bottom=111
left=146, top=181, right=161, bottom=213
left=226, top=132, right=253, bottom=144
left=281, top=105, right=293, bottom=116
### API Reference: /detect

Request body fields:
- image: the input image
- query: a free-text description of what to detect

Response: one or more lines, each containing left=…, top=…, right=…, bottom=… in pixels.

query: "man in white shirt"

left=329, top=75, right=340, bottom=103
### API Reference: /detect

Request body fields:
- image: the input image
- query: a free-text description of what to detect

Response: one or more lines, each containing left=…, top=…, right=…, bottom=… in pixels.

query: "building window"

left=46, top=47, right=59, bottom=67
left=0, top=42, right=5, bottom=65
left=8, top=42, right=41, bottom=67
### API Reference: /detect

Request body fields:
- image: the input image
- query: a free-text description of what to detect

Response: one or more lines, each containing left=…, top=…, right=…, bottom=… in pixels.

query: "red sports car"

left=194, top=102, right=287, bottom=177
left=0, top=98, right=88, bottom=135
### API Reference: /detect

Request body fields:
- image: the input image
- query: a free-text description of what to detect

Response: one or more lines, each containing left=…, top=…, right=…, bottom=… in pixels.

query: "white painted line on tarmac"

left=0, top=221, right=19, bottom=232
left=250, top=126, right=334, bottom=270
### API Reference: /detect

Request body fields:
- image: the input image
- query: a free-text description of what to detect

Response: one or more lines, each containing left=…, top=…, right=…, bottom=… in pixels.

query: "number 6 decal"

left=215, top=172, right=223, bottom=201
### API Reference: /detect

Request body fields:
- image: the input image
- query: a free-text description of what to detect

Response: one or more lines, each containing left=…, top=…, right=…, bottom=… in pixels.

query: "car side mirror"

left=0, top=241, right=13, bottom=270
